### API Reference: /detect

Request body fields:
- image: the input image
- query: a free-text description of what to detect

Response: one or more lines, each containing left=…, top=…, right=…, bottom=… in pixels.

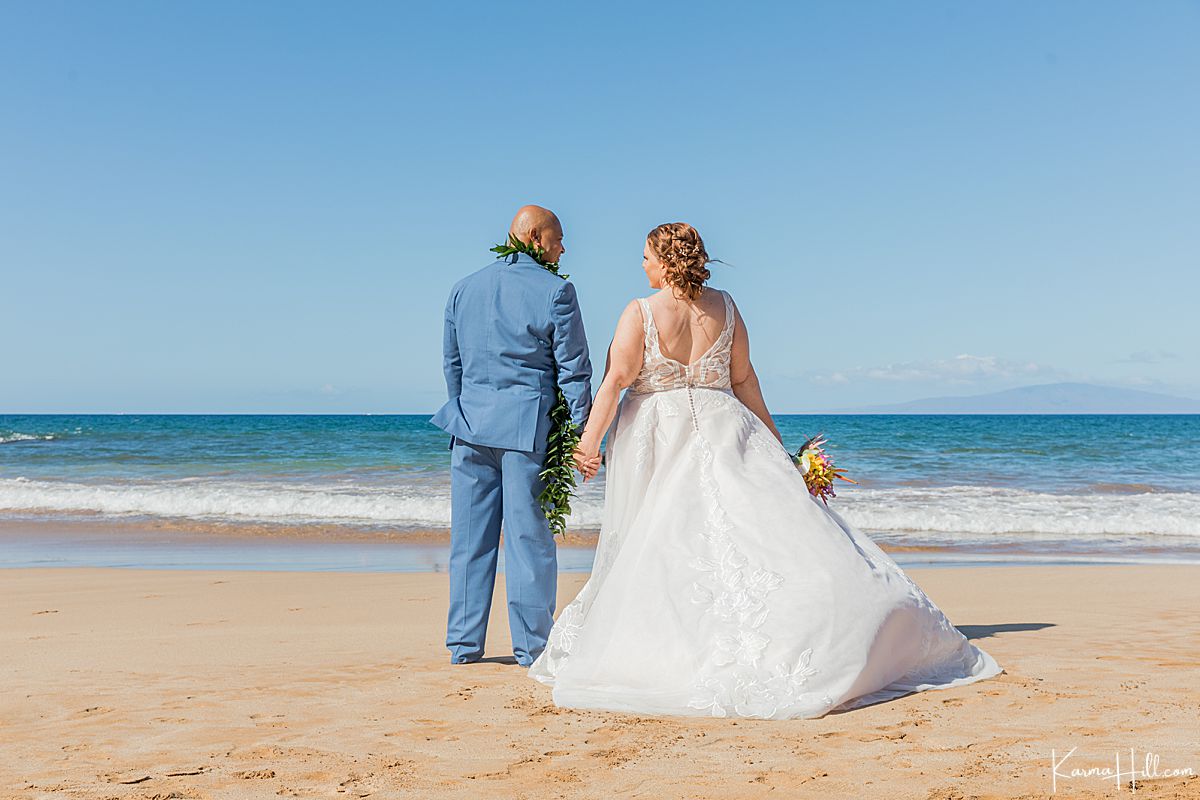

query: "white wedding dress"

left=528, top=290, right=1002, bottom=719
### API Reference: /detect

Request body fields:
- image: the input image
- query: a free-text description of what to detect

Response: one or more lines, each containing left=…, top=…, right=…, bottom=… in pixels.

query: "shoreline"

left=3, top=517, right=1200, bottom=572
left=0, top=515, right=601, bottom=546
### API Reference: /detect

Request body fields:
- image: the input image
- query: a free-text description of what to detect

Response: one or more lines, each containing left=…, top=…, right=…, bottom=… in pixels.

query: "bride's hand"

left=573, top=444, right=601, bottom=481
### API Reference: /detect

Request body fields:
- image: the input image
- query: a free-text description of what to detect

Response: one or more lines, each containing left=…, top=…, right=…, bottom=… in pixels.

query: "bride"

left=527, top=222, right=1002, bottom=719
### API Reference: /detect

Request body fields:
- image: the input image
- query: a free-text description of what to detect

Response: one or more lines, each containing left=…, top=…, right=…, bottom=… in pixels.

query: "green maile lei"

left=490, top=234, right=581, bottom=538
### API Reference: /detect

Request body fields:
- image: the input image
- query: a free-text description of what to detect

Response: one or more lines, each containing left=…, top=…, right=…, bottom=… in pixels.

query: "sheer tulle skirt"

left=528, top=387, right=1001, bottom=719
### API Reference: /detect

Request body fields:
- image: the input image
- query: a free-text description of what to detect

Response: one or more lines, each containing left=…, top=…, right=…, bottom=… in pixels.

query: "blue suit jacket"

left=430, top=253, right=593, bottom=454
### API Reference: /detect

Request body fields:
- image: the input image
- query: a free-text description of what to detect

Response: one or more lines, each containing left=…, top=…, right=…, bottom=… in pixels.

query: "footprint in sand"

left=338, top=771, right=378, bottom=796
left=78, top=706, right=114, bottom=716
left=855, top=731, right=908, bottom=742
left=101, top=773, right=150, bottom=785
left=586, top=745, right=641, bottom=768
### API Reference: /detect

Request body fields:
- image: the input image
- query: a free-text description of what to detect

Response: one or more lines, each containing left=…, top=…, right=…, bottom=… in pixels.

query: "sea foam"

left=1, top=477, right=1197, bottom=539
left=837, top=486, right=1200, bottom=539
left=0, top=433, right=57, bottom=444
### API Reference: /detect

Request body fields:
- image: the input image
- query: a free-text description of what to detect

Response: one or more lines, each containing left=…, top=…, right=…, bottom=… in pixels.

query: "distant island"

left=838, top=382, right=1200, bottom=414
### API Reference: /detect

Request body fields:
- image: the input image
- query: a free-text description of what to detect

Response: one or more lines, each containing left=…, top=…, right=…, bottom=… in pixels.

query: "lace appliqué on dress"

left=739, top=412, right=787, bottom=460
left=536, top=598, right=585, bottom=679
left=684, top=427, right=833, bottom=719
left=631, top=395, right=680, bottom=473
left=627, top=292, right=735, bottom=395
left=690, top=648, right=828, bottom=719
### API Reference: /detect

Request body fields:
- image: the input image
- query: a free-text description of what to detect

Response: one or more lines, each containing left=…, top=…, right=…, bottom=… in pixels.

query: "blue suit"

left=430, top=252, right=592, bottom=666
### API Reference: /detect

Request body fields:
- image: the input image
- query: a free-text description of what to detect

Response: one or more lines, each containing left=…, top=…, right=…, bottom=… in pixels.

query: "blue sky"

left=2, top=1, right=1197, bottom=413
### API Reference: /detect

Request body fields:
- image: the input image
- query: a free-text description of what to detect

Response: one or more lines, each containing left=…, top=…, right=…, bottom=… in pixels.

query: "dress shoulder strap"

left=720, top=290, right=734, bottom=336
left=636, top=297, right=656, bottom=335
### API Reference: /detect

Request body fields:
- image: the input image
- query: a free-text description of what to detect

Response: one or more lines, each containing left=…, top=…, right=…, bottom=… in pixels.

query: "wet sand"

left=4, top=517, right=1196, bottom=574
left=2, top=565, right=1199, bottom=799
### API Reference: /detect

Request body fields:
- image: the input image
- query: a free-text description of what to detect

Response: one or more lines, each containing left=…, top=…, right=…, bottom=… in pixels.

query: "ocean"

left=2, top=413, right=1199, bottom=567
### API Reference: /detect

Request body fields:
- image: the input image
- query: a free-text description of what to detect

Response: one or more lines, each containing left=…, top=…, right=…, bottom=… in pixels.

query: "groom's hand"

left=572, top=447, right=601, bottom=481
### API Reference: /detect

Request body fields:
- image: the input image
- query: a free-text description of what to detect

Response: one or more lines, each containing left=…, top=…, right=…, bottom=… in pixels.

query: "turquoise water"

left=2, top=414, right=1199, bottom=561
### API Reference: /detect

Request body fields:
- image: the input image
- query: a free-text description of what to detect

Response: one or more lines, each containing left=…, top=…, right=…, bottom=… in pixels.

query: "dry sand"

left=2, top=565, right=1198, bottom=799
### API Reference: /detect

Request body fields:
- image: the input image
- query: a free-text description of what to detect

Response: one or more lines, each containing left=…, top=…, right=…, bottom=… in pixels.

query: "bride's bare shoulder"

left=698, top=286, right=732, bottom=317
left=607, top=300, right=648, bottom=364
left=613, top=299, right=646, bottom=335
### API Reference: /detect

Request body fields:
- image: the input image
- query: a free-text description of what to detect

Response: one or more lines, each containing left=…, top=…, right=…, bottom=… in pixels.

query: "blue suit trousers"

left=446, top=438, right=557, bottom=666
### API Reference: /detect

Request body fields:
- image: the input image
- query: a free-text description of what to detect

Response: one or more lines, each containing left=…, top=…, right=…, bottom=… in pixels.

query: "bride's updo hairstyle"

left=647, top=222, right=711, bottom=301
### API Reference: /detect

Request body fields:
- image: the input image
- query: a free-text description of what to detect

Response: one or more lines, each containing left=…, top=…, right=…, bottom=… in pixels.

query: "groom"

left=431, top=205, right=593, bottom=666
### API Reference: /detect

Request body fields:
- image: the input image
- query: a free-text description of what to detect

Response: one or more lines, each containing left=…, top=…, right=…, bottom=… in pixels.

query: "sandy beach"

left=2, top=565, right=1198, bottom=799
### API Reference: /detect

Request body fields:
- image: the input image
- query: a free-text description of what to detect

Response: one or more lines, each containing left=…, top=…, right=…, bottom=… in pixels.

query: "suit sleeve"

left=550, top=280, right=593, bottom=429
left=442, top=289, right=463, bottom=400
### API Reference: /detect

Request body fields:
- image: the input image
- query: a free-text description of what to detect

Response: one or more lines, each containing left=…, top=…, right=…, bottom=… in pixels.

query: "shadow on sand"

left=956, top=622, right=1056, bottom=639
left=475, top=655, right=520, bottom=665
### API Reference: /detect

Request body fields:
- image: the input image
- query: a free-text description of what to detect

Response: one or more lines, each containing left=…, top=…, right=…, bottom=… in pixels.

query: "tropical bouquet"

left=489, top=234, right=580, bottom=538
left=792, top=433, right=858, bottom=504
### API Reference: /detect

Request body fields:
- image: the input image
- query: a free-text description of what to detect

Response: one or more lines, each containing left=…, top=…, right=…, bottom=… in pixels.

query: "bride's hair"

left=647, top=222, right=711, bottom=301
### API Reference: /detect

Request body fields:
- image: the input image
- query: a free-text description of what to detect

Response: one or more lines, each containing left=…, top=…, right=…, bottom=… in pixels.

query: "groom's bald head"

left=509, top=205, right=565, bottom=263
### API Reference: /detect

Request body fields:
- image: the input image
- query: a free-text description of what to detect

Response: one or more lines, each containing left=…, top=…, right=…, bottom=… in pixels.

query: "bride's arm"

left=729, top=301, right=784, bottom=444
left=574, top=301, right=645, bottom=472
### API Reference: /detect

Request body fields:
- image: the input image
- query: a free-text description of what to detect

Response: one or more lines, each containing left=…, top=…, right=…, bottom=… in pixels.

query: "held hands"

left=572, top=443, right=602, bottom=482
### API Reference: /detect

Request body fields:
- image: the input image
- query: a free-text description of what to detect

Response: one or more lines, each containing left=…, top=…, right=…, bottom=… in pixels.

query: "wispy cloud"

left=1113, top=350, right=1180, bottom=365
left=810, top=354, right=1068, bottom=386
